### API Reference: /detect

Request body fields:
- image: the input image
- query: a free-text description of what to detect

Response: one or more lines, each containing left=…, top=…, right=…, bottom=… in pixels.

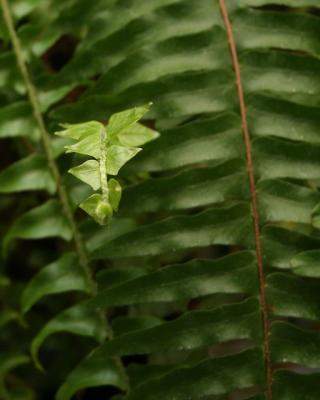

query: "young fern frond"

left=56, top=104, right=159, bottom=225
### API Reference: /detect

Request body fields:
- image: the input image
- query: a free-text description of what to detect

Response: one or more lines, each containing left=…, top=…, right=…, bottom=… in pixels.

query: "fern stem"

left=99, top=127, right=109, bottom=202
left=0, top=0, right=94, bottom=291
left=217, top=1, right=272, bottom=398
left=1, top=1, right=131, bottom=392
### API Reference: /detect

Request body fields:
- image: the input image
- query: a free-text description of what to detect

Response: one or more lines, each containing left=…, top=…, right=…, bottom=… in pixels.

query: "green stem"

left=99, top=127, right=109, bottom=202
left=0, top=0, right=94, bottom=292
left=0, top=0, right=130, bottom=392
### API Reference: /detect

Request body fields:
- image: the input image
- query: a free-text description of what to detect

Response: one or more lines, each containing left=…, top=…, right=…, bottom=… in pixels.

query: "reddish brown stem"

left=217, top=1, right=272, bottom=399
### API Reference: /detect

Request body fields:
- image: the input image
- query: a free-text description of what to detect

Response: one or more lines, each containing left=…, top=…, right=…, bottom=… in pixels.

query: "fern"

left=0, top=0, right=320, bottom=399
left=56, top=105, right=158, bottom=225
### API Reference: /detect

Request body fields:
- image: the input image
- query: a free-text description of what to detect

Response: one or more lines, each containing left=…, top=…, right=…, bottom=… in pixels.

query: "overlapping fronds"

left=0, top=0, right=320, bottom=399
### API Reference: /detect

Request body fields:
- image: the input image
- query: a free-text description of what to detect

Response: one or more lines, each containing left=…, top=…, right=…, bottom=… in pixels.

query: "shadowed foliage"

left=0, top=0, right=320, bottom=399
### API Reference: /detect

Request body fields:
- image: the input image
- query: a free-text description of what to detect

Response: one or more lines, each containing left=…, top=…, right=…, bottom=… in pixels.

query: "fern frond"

left=56, top=104, right=159, bottom=224
left=1, top=0, right=320, bottom=399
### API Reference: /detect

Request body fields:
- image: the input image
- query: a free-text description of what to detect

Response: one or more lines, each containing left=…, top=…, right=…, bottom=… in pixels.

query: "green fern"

left=55, top=105, right=159, bottom=224
left=0, top=0, right=320, bottom=399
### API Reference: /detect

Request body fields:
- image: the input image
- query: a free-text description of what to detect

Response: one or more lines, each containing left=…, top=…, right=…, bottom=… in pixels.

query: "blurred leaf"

left=111, top=315, right=163, bottom=337
left=56, top=348, right=125, bottom=400
left=0, top=353, right=29, bottom=379
left=93, top=299, right=260, bottom=357
left=4, top=200, right=72, bottom=252
left=21, top=253, right=92, bottom=314
left=108, top=178, right=122, bottom=212
left=291, top=250, right=320, bottom=278
left=93, top=251, right=256, bottom=307
left=31, top=302, right=106, bottom=369
left=0, top=154, right=55, bottom=194
left=0, top=101, right=39, bottom=140
left=271, top=321, right=320, bottom=369
left=93, top=205, right=253, bottom=259
left=121, top=160, right=247, bottom=214
left=0, top=309, right=19, bottom=328
left=125, top=349, right=263, bottom=400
